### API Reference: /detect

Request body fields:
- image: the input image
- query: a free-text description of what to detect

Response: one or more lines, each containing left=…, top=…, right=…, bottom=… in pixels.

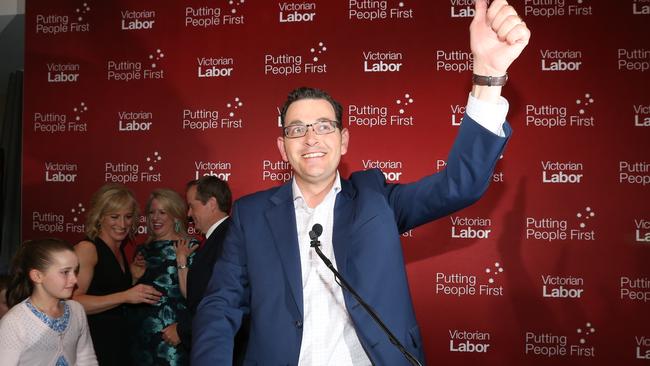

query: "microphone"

left=308, top=224, right=423, bottom=366
left=309, top=223, right=323, bottom=244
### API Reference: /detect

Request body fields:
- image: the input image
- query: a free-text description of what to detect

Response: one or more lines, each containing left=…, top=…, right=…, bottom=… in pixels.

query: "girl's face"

left=32, top=250, right=79, bottom=301
left=148, top=198, right=175, bottom=240
left=99, top=205, right=135, bottom=245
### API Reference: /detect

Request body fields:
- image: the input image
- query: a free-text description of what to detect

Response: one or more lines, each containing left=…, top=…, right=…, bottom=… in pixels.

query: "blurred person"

left=0, top=238, right=97, bottom=365
left=73, top=183, right=162, bottom=366
left=128, top=188, right=198, bottom=365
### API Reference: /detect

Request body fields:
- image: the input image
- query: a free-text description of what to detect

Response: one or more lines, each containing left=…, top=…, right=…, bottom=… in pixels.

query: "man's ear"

left=340, top=128, right=350, bottom=156
left=208, top=196, right=219, bottom=211
left=277, top=136, right=289, bottom=162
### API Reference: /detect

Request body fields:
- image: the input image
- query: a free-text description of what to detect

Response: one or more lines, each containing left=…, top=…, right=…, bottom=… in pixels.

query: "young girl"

left=0, top=238, right=98, bottom=365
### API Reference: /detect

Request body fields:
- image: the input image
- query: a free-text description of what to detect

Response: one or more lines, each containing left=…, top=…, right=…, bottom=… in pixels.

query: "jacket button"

left=295, top=320, right=303, bottom=328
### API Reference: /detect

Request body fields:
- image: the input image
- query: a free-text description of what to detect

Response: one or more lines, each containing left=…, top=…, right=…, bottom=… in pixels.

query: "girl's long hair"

left=6, top=238, right=74, bottom=308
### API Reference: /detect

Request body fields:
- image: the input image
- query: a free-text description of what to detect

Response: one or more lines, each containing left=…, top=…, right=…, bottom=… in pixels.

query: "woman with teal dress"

left=129, top=189, right=198, bottom=366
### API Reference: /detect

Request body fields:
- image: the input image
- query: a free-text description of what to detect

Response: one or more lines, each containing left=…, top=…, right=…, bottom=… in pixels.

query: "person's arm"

left=73, top=240, right=162, bottom=314
left=377, top=0, right=531, bottom=231
left=74, top=302, right=99, bottom=366
left=0, top=309, right=23, bottom=366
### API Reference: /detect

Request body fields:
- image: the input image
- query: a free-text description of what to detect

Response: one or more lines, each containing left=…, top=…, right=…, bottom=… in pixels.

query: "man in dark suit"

left=163, top=176, right=248, bottom=360
left=192, top=1, right=530, bottom=364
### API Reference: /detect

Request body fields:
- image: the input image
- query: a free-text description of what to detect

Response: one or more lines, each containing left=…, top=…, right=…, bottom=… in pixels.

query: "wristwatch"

left=472, top=73, right=508, bottom=87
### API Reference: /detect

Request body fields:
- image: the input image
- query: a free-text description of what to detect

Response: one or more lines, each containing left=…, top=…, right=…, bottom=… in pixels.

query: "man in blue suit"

left=192, top=0, right=531, bottom=364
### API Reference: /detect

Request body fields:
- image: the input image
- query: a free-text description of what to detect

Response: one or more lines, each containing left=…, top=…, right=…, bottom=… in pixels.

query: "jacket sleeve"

left=359, top=116, right=511, bottom=233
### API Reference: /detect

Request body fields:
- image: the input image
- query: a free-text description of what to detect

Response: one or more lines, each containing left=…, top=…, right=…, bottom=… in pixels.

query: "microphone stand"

left=310, top=234, right=423, bottom=366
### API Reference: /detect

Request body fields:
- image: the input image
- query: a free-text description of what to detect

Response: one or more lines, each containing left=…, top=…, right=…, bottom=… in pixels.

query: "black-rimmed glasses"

left=282, top=119, right=339, bottom=138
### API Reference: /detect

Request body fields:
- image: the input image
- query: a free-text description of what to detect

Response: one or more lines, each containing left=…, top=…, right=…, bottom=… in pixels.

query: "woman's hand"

left=123, top=284, right=162, bottom=305
left=174, top=238, right=198, bottom=267
left=130, top=251, right=146, bottom=283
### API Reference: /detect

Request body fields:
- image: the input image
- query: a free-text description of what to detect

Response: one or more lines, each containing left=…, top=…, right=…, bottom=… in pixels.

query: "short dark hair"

left=280, top=87, right=343, bottom=128
left=187, top=176, right=232, bottom=214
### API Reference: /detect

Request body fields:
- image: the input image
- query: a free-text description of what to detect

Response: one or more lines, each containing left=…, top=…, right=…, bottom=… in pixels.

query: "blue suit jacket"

left=192, top=116, right=511, bottom=365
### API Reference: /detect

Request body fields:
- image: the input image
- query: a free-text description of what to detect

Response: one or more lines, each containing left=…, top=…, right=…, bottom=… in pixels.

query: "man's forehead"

left=285, top=98, right=336, bottom=120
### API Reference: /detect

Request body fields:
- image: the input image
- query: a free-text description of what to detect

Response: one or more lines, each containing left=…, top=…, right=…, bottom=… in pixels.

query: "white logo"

left=540, top=49, right=583, bottom=71
left=348, top=0, right=414, bottom=21
left=194, top=161, right=232, bottom=181
left=525, top=93, right=595, bottom=129
left=262, top=160, right=291, bottom=182
left=541, top=161, right=584, bottom=184
left=35, top=2, right=91, bottom=34
left=633, top=0, right=650, bottom=15
left=363, top=51, right=403, bottom=73
left=525, top=323, right=596, bottom=358
left=450, top=104, right=465, bottom=126
left=618, top=48, right=650, bottom=72
left=435, top=262, right=504, bottom=297
left=185, top=1, right=245, bottom=28
left=265, top=42, right=328, bottom=76
left=620, top=276, right=650, bottom=302
left=542, top=275, right=584, bottom=298
left=107, top=49, right=164, bottom=81
left=362, top=159, right=403, bottom=182
left=181, top=98, right=244, bottom=131
left=449, top=0, right=476, bottom=18
left=33, top=102, right=88, bottom=133
left=634, top=104, right=650, bottom=126
left=104, top=151, right=163, bottom=183
left=449, top=330, right=491, bottom=353
left=450, top=216, right=492, bottom=239
left=635, top=219, right=650, bottom=243
left=348, top=93, right=414, bottom=128
left=619, top=161, right=650, bottom=185
left=32, top=204, right=85, bottom=234
left=279, top=2, right=316, bottom=23
left=121, top=9, right=155, bottom=30
left=197, top=56, right=234, bottom=78
left=118, top=111, right=153, bottom=132
left=524, top=0, right=593, bottom=18
left=435, top=50, right=473, bottom=73
left=525, top=207, right=596, bottom=242
left=47, top=63, right=80, bottom=83
left=45, top=162, right=78, bottom=183
left=636, top=335, right=650, bottom=360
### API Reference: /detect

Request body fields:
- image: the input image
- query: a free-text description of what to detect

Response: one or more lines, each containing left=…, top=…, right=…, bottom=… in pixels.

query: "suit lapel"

left=332, top=178, right=356, bottom=278
left=265, top=183, right=304, bottom=317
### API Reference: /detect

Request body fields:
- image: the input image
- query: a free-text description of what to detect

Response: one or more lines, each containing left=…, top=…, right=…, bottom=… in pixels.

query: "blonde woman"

left=128, top=188, right=198, bottom=366
left=73, top=184, right=161, bottom=366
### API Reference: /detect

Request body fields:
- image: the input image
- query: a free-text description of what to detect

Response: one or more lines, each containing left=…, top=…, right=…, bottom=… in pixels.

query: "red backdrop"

left=23, top=1, right=649, bottom=365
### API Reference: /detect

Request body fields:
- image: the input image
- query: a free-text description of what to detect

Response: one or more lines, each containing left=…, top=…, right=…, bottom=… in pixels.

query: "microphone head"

left=309, top=223, right=323, bottom=240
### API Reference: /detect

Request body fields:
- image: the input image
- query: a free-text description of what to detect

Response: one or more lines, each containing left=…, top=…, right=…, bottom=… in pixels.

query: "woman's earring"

left=174, top=220, right=181, bottom=233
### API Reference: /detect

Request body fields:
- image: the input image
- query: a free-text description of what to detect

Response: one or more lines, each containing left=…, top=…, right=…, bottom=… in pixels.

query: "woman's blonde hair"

left=145, top=188, right=188, bottom=243
left=85, top=184, right=139, bottom=240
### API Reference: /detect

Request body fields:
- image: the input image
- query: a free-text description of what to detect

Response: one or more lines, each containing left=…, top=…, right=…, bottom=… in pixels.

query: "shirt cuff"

left=465, top=93, right=509, bottom=137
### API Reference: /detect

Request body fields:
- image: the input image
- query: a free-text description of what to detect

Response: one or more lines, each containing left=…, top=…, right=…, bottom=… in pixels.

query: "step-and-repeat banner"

left=23, top=1, right=648, bottom=365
